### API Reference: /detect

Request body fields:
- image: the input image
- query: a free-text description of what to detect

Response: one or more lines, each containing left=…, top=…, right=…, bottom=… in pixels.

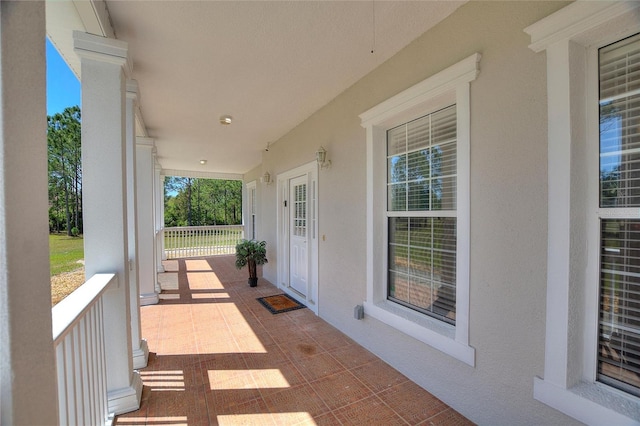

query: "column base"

left=140, top=292, right=159, bottom=306
left=157, top=264, right=165, bottom=273
left=132, top=338, right=149, bottom=369
left=107, top=371, right=143, bottom=415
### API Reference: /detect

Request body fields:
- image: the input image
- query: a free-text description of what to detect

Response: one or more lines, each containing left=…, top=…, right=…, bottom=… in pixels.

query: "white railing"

left=163, top=225, right=244, bottom=258
left=52, top=274, right=116, bottom=426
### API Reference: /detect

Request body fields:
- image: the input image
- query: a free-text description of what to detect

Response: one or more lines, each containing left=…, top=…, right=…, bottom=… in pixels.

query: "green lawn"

left=49, top=234, right=84, bottom=275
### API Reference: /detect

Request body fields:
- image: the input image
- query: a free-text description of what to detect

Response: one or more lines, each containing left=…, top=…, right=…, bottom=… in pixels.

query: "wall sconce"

left=316, top=146, right=331, bottom=169
left=261, top=171, right=271, bottom=185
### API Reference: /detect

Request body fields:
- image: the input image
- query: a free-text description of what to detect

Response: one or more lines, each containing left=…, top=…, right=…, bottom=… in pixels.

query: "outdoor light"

left=200, top=159, right=207, bottom=165
left=316, top=146, right=331, bottom=169
left=261, top=171, right=271, bottom=185
left=219, top=115, right=232, bottom=125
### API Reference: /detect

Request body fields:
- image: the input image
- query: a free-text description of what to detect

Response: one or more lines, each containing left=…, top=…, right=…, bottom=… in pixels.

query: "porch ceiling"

left=47, top=1, right=465, bottom=175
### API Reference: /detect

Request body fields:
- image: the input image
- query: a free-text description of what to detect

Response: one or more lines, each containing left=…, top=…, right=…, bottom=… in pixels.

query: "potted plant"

left=235, top=239, right=268, bottom=287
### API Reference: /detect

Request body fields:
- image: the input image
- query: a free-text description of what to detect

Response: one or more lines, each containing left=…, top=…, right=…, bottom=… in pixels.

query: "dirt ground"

left=51, top=268, right=85, bottom=306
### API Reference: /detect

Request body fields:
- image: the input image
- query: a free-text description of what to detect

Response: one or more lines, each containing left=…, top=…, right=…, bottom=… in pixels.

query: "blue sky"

left=47, top=38, right=81, bottom=116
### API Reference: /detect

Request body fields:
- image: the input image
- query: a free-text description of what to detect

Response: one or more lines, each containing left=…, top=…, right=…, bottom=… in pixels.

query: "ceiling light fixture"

left=200, top=159, right=207, bottom=165
left=219, top=115, right=232, bottom=125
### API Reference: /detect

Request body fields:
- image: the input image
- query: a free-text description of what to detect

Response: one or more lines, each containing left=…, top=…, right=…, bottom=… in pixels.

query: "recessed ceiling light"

left=200, top=159, right=207, bottom=165
left=219, top=115, right=232, bottom=125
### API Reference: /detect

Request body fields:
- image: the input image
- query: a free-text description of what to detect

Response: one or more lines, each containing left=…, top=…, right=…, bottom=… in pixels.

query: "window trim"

left=359, top=53, right=480, bottom=367
left=246, top=180, right=257, bottom=240
left=525, top=1, right=640, bottom=423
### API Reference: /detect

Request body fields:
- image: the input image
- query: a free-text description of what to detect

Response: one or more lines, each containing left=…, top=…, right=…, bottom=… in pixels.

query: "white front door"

left=277, top=161, right=319, bottom=314
left=289, top=176, right=308, bottom=296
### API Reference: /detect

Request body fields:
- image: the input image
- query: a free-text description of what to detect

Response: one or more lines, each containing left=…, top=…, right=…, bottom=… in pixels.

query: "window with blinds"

left=387, top=105, right=457, bottom=324
left=598, top=33, right=640, bottom=396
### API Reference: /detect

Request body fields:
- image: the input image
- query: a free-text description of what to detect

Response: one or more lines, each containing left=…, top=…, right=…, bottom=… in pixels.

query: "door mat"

left=257, top=294, right=306, bottom=314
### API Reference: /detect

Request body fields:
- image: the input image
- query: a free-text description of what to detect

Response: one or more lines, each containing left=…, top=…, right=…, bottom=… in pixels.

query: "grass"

left=49, top=233, right=84, bottom=275
left=50, top=234, right=85, bottom=306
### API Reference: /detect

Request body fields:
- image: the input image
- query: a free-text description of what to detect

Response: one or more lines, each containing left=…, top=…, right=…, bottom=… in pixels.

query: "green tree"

left=48, top=106, right=82, bottom=235
left=163, top=177, right=242, bottom=226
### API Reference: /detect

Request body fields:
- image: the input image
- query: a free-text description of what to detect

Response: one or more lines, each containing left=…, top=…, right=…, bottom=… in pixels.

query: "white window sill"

left=363, top=300, right=475, bottom=366
left=534, top=378, right=640, bottom=425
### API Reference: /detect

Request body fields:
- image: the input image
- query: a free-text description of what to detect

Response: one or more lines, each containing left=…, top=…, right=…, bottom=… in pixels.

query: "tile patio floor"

left=114, top=255, right=473, bottom=426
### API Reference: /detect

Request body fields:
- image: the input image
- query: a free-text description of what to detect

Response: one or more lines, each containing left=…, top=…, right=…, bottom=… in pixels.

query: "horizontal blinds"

left=600, top=33, right=640, bottom=208
left=387, top=105, right=457, bottom=212
left=598, top=33, right=640, bottom=397
left=599, top=219, right=640, bottom=395
left=388, top=217, right=456, bottom=324
left=387, top=106, right=458, bottom=324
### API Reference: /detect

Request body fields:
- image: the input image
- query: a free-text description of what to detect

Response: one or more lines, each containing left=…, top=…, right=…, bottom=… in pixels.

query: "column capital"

left=73, top=30, right=132, bottom=75
left=136, top=137, right=155, bottom=148
left=126, top=79, right=139, bottom=102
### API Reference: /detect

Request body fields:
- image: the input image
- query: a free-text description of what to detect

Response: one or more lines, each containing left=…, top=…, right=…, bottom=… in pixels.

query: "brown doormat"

left=257, top=294, right=305, bottom=314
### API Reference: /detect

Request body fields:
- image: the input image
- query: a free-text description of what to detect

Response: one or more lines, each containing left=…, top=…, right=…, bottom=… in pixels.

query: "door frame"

left=277, top=161, right=319, bottom=314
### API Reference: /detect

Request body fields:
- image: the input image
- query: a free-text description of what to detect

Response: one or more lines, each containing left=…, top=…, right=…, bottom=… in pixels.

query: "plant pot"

left=248, top=277, right=258, bottom=287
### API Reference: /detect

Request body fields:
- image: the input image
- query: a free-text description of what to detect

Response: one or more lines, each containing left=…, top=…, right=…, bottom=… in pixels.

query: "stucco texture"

left=249, top=2, right=579, bottom=424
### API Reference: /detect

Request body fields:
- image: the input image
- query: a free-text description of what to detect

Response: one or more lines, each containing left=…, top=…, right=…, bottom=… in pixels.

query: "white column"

left=126, top=80, right=149, bottom=368
left=0, top=3, right=58, bottom=424
left=73, top=31, right=142, bottom=415
left=137, top=137, right=160, bottom=305
left=155, top=161, right=166, bottom=272
left=160, top=173, right=167, bottom=261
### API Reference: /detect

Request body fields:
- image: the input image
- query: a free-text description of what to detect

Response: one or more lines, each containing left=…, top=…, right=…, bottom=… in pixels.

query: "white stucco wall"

left=252, top=2, right=578, bottom=424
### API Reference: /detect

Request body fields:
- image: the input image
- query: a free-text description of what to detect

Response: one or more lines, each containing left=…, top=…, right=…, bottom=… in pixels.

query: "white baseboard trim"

left=140, top=292, right=159, bottom=306
left=132, top=339, right=149, bottom=369
left=107, top=371, right=143, bottom=415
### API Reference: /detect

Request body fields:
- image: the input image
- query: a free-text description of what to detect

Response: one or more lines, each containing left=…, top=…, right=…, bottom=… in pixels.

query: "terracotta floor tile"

left=204, top=388, right=264, bottom=416
left=332, top=395, right=407, bottom=425
left=311, top=371, right=373, bottom=410
left=294, top=351, right=346, bottom=383
left=379, top=380, right=449, bottom=424
left=241, top=344, right=289, bottom=369
left=419, top=407, right=475, bottom=426
left=115, top=255, right=473, bottom=426
left=312, top=328, right=356, bottom=351
left=351, top=358, right=410, bottom=393
left=251, top=361, right=307, bottom=390
left=330, top=344, right=379, bottom=370
left=277, top=338, right=325, bottom=361
left=262, top=384, right=330, bottom=418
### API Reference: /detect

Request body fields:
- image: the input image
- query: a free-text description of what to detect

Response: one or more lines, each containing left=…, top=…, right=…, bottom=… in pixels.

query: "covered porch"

left=115, top=255, right=471, bottom=425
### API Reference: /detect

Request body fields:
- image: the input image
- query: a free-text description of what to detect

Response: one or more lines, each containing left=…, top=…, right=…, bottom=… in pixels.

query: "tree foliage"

left=164, top=177, right=242, bottom=227
left=48, top=106, right=82, bottom=235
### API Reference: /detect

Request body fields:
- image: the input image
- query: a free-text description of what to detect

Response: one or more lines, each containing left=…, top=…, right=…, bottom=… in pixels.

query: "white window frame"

left=525, top=2, right=640, bottom=424
left=246, top=180, right=257, bottom=240
left=359, top=53, right=480, bottom=367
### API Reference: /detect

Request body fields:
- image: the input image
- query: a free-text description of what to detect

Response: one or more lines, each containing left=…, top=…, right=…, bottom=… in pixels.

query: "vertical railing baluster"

left=79, top=316, right=88, bottom=424
left=56, top=343, right=68, bottom=425
left=162, top=225, right=246, bottom=258
left=97, top=298, right=107, bottom=424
